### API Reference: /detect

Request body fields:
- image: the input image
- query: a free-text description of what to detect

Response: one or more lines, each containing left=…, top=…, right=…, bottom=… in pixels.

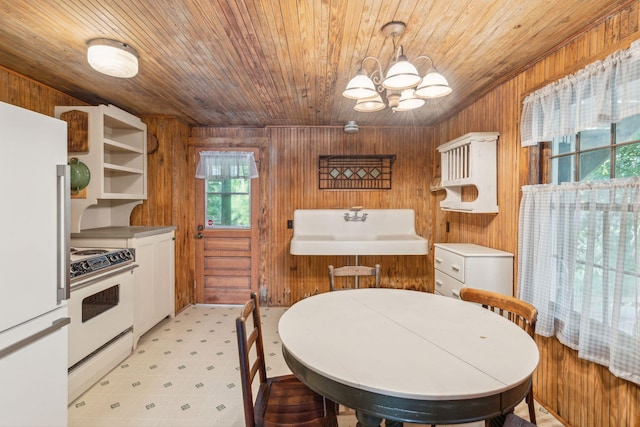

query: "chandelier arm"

left=412, top=55, right=435, bottom=70
left=360, top=56, right=385, bottom=89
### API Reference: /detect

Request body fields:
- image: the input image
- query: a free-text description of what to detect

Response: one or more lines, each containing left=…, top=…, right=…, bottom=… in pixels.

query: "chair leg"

left=526, top=390, right=536, bottom=424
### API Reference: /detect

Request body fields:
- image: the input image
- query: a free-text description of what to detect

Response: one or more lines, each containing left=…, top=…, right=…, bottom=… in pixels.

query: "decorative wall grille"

left=318, top=155, right=395, bottom=190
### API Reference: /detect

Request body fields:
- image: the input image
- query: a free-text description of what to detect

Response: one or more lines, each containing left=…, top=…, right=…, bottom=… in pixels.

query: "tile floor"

left=68, top=304, right=564, bottom=427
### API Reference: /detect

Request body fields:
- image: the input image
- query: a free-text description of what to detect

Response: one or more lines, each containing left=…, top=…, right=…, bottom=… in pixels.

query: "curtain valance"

left=521, top=40, right=640, bottom=146
left=195, top=151, right=258, bottom=179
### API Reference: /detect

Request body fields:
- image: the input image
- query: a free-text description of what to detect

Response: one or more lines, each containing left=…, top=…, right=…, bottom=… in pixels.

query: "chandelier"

left=343, top=21, right=452, bottom=112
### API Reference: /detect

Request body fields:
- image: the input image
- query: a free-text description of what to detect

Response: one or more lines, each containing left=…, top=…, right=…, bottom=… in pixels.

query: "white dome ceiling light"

left=87, top=39, right=139, bottom=78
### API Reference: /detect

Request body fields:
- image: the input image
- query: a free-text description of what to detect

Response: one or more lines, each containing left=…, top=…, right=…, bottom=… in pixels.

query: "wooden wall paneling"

left=0, top=68, right=8, bottom=101
left=171, top=120, right=193, bottom=312
left=133, top=115, right=192, bottom=313
left=0, top=65, right=86, bottom=112
left=262, top=126, right=434, bottom=306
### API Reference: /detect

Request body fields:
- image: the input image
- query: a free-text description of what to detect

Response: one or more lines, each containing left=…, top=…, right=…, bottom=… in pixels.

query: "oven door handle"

left=56, top=164, right=70, bottom=303
left=0, top=317, right=70, bottom=359
left=71, top=264, right=138, bottom=291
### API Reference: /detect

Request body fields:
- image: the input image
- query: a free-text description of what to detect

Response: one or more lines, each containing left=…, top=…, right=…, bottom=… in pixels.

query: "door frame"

left=194, top=146, right=260, bottom=304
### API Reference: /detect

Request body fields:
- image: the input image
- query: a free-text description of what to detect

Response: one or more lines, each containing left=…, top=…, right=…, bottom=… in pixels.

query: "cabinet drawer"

left=434, top=247, right=465, bottom=282
left=434, top=270, right=463, bottom=299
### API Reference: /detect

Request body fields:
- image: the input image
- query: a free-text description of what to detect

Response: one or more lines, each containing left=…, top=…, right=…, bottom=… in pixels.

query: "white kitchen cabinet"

left=55, top=104, right=147, bottom=233
left=71, top=227, right=175, bottom=348
left=437, top=132, right=499, bottom=213
left=433, top=243, right=513, bottom=299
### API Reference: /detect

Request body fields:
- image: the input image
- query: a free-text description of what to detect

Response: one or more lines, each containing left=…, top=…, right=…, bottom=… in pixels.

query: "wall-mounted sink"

left=290, top=209, right=429, bottom=255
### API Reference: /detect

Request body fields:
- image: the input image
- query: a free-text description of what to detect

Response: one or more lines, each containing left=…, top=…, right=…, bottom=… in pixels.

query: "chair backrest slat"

left=328, top=264, right=381, bottom=291
left=236, top=293, right=268, bottom=427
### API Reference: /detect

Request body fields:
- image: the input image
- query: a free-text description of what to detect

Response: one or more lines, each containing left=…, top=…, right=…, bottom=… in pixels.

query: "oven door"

left=68, top=265, right=136, bottom=368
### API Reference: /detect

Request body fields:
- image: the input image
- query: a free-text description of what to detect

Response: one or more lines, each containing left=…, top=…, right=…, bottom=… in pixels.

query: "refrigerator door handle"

left=0, top=317, right=70, bottom=359
left=56, top=164, right=70, bottom=303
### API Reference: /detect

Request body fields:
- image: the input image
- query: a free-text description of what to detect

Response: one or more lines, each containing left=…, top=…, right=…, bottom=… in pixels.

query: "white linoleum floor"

left=68, top=304, right=564, bottom=427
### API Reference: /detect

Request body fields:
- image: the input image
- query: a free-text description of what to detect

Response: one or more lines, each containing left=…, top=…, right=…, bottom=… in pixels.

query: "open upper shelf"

left=437, top=132, right=499, bottom=213
left=55, top=104, right=147, bottom=232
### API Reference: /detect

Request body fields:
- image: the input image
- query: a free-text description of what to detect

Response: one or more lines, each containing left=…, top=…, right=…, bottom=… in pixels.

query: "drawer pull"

left=435, top=257, right=443, bottom=264
left=451, top=264, right=461, bottom=272
left=435, top=280, right=444, bottom=287
left=452, top=289, right=461, bottom=299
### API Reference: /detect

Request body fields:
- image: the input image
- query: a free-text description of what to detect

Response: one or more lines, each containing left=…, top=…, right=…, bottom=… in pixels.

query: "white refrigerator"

left=0, top=102, right=70, bottom=426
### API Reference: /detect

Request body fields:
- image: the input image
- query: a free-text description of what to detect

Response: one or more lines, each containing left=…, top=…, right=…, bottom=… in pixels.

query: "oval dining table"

left=278, top=288, right=539, bottom=427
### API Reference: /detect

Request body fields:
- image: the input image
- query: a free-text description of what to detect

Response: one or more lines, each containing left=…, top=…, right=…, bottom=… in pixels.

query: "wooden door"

left=194, top=147, right=259, bottom=304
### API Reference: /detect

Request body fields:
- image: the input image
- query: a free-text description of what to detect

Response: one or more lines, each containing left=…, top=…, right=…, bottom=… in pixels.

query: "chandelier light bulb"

left=394, top=89, right=426, bottom=111
left=415, top=68, right=452, bottom=98
left=354, top=94, right=386, bottom=112
left=343, top=71, right=378, bottom=99
left=382, top=54, right=421, bottom=90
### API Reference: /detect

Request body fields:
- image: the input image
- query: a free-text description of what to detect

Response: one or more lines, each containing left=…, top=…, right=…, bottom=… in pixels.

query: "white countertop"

left=279, top=289, right=538, bottom=402
left=71, top=226, right=176, bottom=239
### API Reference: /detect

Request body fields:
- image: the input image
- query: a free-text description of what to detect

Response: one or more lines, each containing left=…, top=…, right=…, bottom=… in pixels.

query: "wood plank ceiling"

left=0, top=0, right=632, bottom=127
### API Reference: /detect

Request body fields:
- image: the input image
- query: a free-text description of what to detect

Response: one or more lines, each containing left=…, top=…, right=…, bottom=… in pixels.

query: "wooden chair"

left=459, top=287, right=538, bottom=425
left=328, top=264, right=381, bottom=291
left=235, top=292, right=338, bottom=427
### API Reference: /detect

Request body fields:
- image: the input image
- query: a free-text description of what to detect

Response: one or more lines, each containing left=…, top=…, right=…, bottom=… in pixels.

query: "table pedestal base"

left=356, top=411, right=403, bottom=427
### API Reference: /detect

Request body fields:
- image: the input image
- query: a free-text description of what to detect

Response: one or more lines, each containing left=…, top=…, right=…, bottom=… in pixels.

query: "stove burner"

left=73, top=249, right=110, bottom=256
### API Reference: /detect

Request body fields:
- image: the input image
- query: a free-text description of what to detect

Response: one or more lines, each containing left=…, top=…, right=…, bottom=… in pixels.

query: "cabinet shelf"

left=55, top=104, right=147, bottom=232
left=104, top=138, right=144, bottom=154
left=104, top=163, right=144, bottom=175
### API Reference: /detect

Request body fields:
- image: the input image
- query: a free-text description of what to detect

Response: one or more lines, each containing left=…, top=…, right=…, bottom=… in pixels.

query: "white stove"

left=67, top=247, right=137, bottom=403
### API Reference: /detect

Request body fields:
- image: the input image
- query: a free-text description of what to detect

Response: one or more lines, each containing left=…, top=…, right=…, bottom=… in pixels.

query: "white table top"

left=278, top=289, right=539, bottom=423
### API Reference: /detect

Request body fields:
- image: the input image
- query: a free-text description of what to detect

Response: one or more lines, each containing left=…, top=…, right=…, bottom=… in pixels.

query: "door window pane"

left=205, top=178, right=250, bottom=228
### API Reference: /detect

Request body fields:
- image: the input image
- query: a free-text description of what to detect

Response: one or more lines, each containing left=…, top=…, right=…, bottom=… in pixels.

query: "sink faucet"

left=344, top=206, right=368, bottom=222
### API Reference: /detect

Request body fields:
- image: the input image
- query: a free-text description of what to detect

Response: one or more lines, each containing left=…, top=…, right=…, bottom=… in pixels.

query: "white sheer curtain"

left=518, top=178, right=640, bottom=384
left=195, top=151, right=258, bottom=179
left=521, top=40, right=640, bottom=146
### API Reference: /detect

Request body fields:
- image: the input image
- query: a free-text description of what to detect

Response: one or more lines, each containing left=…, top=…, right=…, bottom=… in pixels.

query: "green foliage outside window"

left=205, top=178, right=250, bottom=228
left=551, top=114, right=640, bottom=183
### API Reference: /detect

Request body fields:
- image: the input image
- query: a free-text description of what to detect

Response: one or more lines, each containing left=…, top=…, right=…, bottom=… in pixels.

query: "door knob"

left=197, top=233, right=203, bottom=239
left=197, top=225, right=204, bottom=231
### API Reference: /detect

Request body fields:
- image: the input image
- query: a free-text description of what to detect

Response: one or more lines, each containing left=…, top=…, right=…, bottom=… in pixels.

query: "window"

left=519, top=42, right=640, bottom=385
left=194, top=151, right=258, bottom=229
left=204, top=176, right=250, bottom=228
left=550, top=114, right=640, bottom=184
left=519, top=179, right=640, bottom=385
